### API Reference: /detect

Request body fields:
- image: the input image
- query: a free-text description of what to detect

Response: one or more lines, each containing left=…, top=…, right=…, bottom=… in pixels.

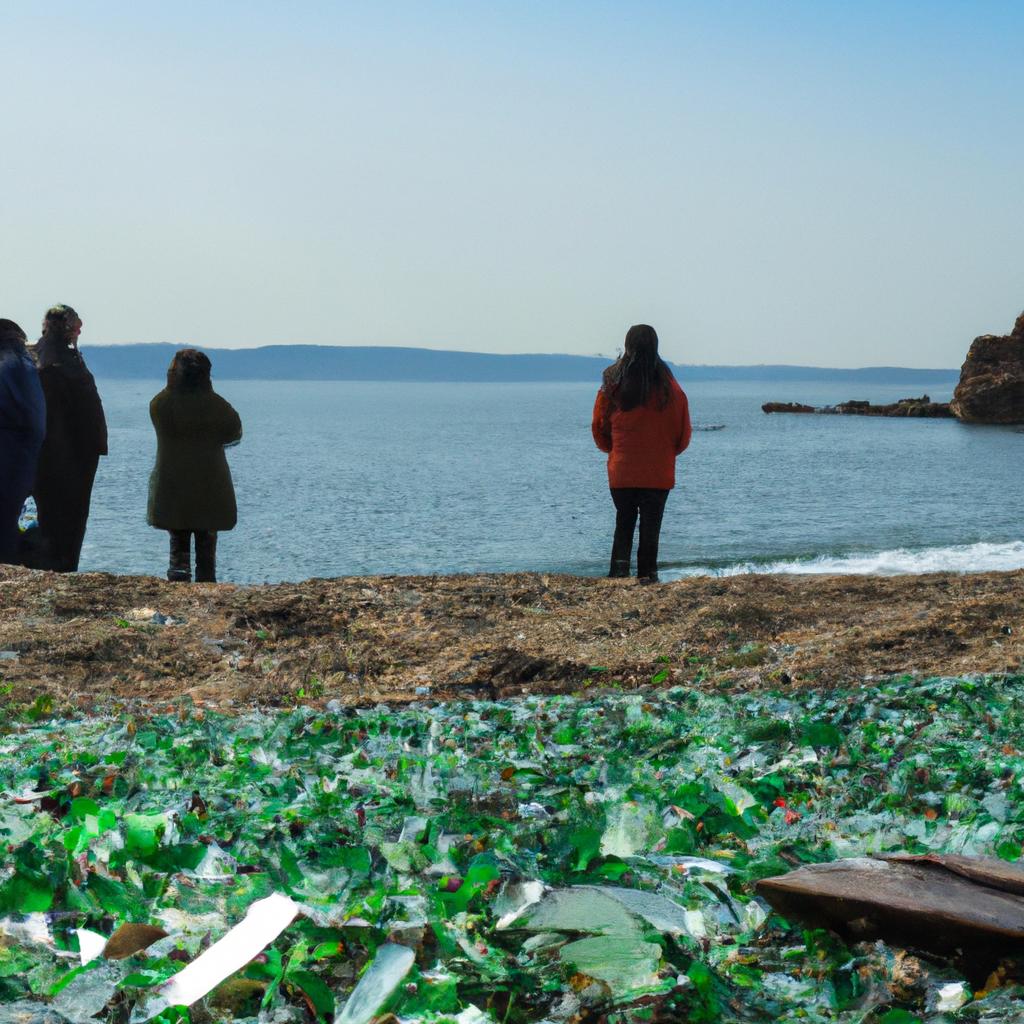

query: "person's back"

left=0, top=320, right=46, bottom=564
left=592, top=324, right=691, bottom=581
left=147, top=349, right=242, bottom=582
left=599, top=376, right=689, bottom=490
left=149, top=387, right=242, bottom=531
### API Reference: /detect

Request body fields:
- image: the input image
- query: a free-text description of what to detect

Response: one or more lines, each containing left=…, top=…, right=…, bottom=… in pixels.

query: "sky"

left=2, top=2, right=1023, bottom=367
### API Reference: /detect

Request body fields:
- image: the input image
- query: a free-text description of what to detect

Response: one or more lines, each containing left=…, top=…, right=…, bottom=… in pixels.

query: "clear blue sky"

left=2, top=1, right=1022, bottom=366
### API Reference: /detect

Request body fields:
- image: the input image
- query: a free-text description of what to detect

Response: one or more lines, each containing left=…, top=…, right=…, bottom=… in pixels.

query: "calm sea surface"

left=74, top=378, right=1024, bottom=583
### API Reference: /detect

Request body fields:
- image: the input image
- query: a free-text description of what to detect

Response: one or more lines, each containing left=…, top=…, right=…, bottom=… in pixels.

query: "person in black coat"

left=0, top=320, right=46, bottom=564
left=147, top=349, right=242, bottom=582
left=30, top=305, right=108, bottom=572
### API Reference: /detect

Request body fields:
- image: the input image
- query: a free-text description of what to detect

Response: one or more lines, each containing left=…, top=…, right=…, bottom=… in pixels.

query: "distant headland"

left=80, top=342, right=959, bottom=384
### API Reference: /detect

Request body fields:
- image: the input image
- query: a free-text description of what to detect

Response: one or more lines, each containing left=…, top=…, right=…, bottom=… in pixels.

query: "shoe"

left=638, top=573, right=659, bottom=585
left=608, top=559, right=630, bottom=578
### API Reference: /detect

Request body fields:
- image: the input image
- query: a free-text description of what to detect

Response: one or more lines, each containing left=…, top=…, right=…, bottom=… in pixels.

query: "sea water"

left=77, top=378, right=1024, bottom=583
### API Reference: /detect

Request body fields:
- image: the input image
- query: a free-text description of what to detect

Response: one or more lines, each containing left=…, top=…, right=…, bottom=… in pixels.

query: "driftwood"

left=756, top=854, right=1024, bottom=978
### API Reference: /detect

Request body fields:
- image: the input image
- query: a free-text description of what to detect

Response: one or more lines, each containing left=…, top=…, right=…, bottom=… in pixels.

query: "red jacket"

left=592, top=377, right=691, bottom=489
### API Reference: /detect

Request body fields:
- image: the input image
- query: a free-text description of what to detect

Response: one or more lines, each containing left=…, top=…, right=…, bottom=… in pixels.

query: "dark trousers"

left=168, top=530, right=217, bottom=583
left=0, top=491, right=26, bottom=565
left=34, top=455, right=99, bottom=572
left=0, top=453, right=35, bottom=566
left=609, top=488, right=669, bottom=579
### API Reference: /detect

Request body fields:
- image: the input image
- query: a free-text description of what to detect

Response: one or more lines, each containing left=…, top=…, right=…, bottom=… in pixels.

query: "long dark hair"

left=601, top=324, right=674, bottom=411
left=0, top=319, right=27, bottom=352
left=167, top=348, right=213, bottom=392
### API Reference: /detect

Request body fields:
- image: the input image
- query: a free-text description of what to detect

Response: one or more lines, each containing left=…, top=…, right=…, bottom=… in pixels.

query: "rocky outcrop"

left=950, top=313, right=1024, bottom=424
left=763, top=396, right=952, bottom=417
left=762, top=401, right=815, bottom=414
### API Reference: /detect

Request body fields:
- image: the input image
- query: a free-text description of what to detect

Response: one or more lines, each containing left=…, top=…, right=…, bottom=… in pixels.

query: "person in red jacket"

left=592, top=324, right=691, bottom=582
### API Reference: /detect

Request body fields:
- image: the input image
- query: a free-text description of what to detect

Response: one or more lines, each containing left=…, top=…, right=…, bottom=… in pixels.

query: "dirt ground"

left=1, top=565, right=1022, bottom=713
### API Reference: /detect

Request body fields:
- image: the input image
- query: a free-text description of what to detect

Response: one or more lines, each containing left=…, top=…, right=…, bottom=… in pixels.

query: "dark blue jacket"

left=0, top=344, right=47, bottom=500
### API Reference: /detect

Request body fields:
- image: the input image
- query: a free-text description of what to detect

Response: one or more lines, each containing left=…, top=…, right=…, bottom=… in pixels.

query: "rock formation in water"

left=766, top=311, right=1024, bottom=424
left=762, top=396, right=952, bottom=417
left=949, top=312, right=1024, bottom=424
left=762, top=401, right=815, bottom=414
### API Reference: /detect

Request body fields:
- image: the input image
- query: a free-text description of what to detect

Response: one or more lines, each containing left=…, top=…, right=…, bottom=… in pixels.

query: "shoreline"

left=2, top=565, right=1022, bottom=713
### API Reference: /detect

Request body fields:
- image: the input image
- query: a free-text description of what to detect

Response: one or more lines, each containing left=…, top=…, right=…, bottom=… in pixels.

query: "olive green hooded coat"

left=146, top=388, right=242, bottom=531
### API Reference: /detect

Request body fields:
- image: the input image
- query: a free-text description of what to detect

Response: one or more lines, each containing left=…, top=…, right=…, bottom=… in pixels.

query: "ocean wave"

left=663, top=541, right=1024, bottom=578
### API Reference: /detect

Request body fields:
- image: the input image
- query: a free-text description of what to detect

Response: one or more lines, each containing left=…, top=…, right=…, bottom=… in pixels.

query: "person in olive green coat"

left=147, top=349, right=242, bottom=582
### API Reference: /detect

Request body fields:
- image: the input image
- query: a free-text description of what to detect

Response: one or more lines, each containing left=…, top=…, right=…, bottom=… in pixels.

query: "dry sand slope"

left=1, top=566, right=1022, bottom=712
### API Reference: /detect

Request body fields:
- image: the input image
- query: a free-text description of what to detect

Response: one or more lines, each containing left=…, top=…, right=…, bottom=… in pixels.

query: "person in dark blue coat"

left=0, top=320, right=46, bottom=564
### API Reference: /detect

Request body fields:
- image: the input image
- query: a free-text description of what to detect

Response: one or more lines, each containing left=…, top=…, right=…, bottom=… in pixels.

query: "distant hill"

left=81, top=343, right=960, bottom=384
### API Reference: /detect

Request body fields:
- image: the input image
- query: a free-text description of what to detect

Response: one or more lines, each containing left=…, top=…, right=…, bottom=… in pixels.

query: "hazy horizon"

left=80, top=339, right=962, bottom=372
left=4, top=2, right=1023, bottom=369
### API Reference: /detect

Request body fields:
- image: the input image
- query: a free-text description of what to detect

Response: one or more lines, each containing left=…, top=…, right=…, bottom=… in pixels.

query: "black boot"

left=194, top=531, right=217, bottom=583
left=167, top=530, right=191, bottom=582
left=608, top=559, right=631, bottom=578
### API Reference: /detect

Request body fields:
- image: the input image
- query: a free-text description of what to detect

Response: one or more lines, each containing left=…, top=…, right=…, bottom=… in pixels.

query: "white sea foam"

left=665, top=541, right=1024, bottom=579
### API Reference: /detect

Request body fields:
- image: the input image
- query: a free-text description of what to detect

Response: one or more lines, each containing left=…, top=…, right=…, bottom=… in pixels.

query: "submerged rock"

left=950, top=312, right=1024, bottom=424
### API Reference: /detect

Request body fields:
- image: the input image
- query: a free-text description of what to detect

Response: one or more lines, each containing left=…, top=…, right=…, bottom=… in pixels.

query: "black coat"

left=34, top=355, right=108, bottom=464
left=147, top=387, right=242, bottom=531
left=28, top=350, right=108, bottom=571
